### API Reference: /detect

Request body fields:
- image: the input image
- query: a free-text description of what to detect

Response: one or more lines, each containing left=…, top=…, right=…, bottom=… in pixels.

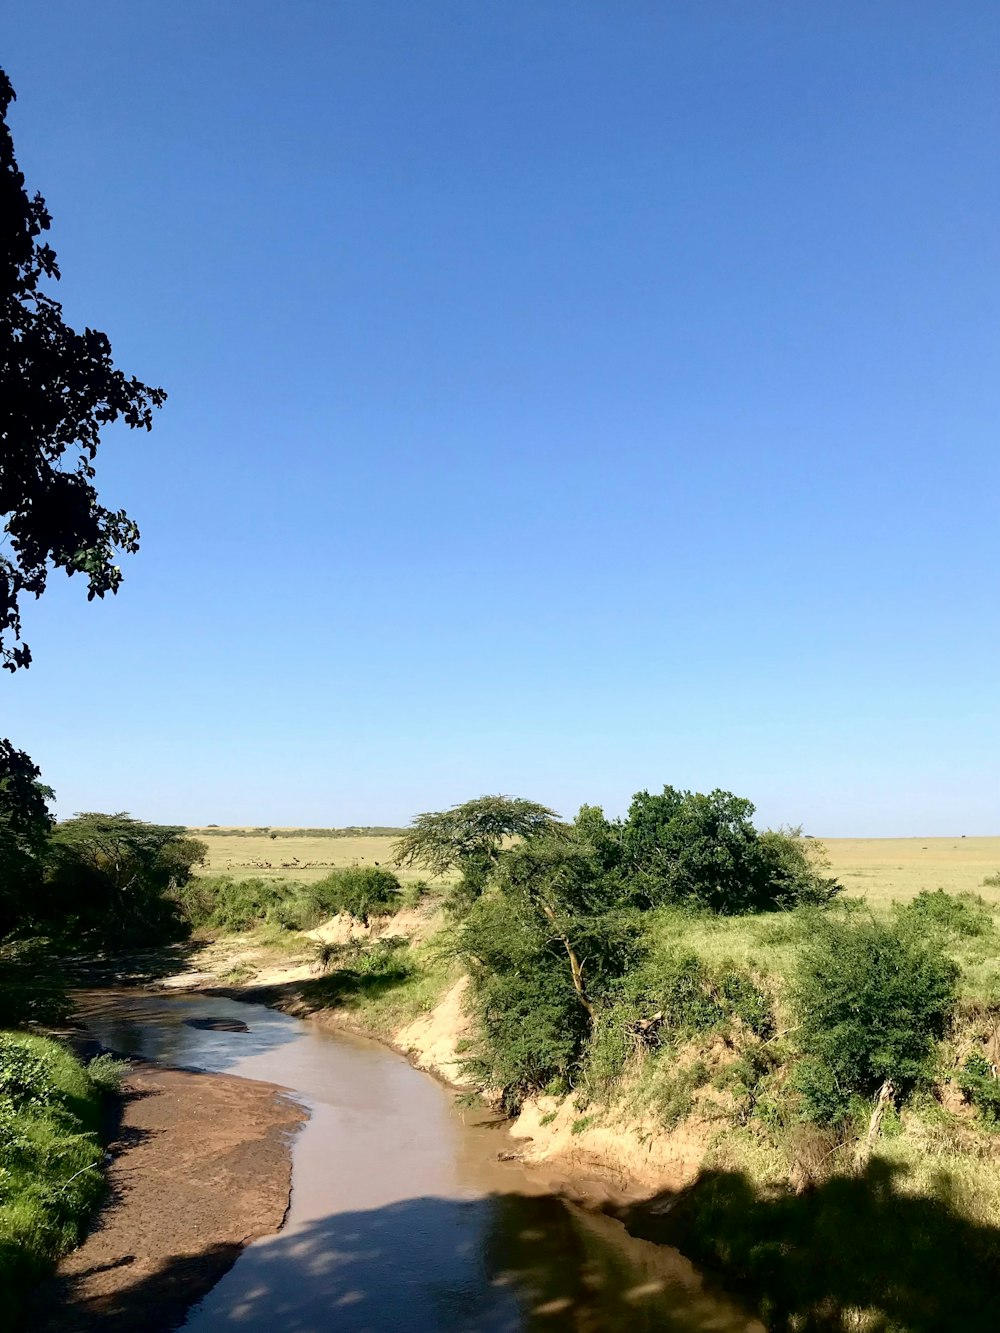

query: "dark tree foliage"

left=0, top=740, right=54, bottom=935
left=0, top=69, right=165, bottom=672
left=618, top=787, right=840, bottom=913
left=45, top=813, right=206, bottom=948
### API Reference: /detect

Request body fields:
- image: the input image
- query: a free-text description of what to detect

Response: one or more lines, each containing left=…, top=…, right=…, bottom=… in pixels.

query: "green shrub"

left=756, top=827, right=842, bottom=908
left=585, top=951, right=774, bottom=1092
left=0, top=1033, right=111, bottom=1322
left=458, top=892, right=592, bottom=1110
left=300, top=866, right=403, bottom=926
left=618, top=790, right=840, bottom=914
left=85, top=1053, right=128, bottom=1094
left=793, top=919, right=959, bottom=1124
left=958, top=1052, right=1000, bottom=1125
left=401, top=878, right=432, bottom=910
left=895, top=889, right=994, bottom=939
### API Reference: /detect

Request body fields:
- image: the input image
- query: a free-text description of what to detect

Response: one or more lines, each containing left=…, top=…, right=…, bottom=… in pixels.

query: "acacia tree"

left=46, top=813, right=206, bottom=947
left=1, top=67, right=165, bottom=672
left=392, top=794, right=565, bottom=906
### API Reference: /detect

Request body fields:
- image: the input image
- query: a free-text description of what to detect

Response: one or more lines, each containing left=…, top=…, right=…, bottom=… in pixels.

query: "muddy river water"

left=76, top=990, right=762, bottom=1332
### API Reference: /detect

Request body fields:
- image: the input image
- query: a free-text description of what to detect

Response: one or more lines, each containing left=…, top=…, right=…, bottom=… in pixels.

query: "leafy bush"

left=756, top=828, right=841, bottom=908
left=174, top=875, right=291, bottom=932
left=458, top=891, right=592, bottom=1110
left=958, top=1052, right=1000, bottom=1125
left=618, top=789, right=840, bottom=914
left=301, top=866, right=403, bottom=926
left=895, top=889, right=994, bottom=939
left=586, top=951, right=774, bottom=1092
left=793, top=919, right=959, bottom=1124
left=84, top=1053, right=128, bottom=1094
left=0, top=1033, right=111, bottom=1321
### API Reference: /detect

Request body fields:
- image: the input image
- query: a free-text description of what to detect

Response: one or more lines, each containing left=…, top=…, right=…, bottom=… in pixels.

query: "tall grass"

left=0, top=1033, right=120, bottom=1322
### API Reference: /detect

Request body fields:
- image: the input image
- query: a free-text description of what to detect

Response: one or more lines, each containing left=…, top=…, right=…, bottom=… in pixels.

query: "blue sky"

left=4, top=2, right=998, bottom=833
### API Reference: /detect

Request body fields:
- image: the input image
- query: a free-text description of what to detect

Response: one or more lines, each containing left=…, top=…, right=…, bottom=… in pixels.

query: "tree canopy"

left=0, top=68, right=165, bottom=672
left=0, top=740, right=53, bottom=935
left=392, top=794, right=565, bottom=903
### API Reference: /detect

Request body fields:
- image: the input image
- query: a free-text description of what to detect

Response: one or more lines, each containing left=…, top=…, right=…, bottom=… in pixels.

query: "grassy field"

left=190, top=829, right=1000, bottom=902
left=824, top=836, right=1000, bottom=905
left=189, top=829, right=441, bottom=885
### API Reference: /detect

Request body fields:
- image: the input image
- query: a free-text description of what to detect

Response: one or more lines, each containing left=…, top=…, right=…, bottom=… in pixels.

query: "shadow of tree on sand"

left=619, top=1156, right=1000, bottom=1333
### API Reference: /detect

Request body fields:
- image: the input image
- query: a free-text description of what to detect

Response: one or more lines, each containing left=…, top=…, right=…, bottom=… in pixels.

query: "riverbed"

left=73, top=989, right=763, bottom=1332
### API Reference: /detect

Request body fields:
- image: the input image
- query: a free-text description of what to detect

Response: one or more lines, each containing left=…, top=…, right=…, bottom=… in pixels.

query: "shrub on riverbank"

left=176, top=866, right=405, bottom=935
left=0, top=1033, right=119, bottom=1323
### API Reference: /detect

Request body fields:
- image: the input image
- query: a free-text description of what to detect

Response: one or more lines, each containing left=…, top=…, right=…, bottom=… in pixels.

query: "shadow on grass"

left=227, top=958, right=418, bottom=1015
left=619, top=1156, right=1000, bottom=1333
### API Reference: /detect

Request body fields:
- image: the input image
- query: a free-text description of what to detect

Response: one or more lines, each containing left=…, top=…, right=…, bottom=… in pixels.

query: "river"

left=75, top=989, right=763, bottom=1332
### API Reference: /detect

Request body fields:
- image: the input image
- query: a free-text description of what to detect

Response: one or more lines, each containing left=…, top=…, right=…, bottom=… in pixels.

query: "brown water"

left=77, top=991, right=763, bottom=1332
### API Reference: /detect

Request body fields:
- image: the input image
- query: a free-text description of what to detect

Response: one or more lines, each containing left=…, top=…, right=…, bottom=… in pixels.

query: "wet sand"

left=30, top=1061, right=305, bottom=1332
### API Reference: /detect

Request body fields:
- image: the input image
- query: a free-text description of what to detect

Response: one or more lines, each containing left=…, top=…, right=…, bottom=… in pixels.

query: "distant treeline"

left=195, top=826, right=408, bottom=838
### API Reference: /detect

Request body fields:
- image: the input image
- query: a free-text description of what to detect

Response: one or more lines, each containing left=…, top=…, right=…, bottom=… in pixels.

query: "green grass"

left=0, top=1034, right=117, bottom=1324
left=289, top=928, right=459, bottom=1041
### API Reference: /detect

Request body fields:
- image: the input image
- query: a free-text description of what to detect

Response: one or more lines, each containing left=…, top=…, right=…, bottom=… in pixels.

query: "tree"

left=0, top=68, right=165, bottom=672
left=0, top=740, right=54, bottom=935
left=620, top=786, right=840, bottom=913
left=392, top=795, right=565, bottom=906
left=793, top=917, right=959, bottom=1124
left=456, top=836, right=641, bottom=1106
left=45, top=813, right=206, bottom=947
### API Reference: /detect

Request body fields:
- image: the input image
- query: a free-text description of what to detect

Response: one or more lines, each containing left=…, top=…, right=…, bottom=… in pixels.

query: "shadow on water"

left=44, top=1194, right=759, bottom=1333
left=619, top=1157, right=1000, bottom=1333
left=70, top=990, right=303, bottom=1076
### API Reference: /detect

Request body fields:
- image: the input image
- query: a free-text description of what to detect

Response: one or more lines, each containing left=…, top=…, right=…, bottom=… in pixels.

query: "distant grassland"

left=823, top=836, right=1000, bottom=905
left=191, top=828, right=1000, bottom=901
left=189, top=829, right=439, bottom=885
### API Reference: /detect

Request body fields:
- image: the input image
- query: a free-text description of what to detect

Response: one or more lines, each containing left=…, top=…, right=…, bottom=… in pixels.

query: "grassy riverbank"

left=0, top=1034, right=121, bottom=1323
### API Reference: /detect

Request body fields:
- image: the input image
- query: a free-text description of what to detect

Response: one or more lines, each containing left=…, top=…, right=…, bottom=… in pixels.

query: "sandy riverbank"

left=29, top=1060, right=304, bottom=1332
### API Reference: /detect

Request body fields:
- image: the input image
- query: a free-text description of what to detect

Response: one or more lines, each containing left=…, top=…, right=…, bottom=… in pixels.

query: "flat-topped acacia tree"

left=392, top=795, right=566, bottom=907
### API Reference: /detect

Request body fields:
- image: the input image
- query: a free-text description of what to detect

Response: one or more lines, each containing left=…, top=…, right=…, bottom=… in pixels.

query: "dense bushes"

left=174, top=875, right=292, bottom=932
left=0, top=1033, right=118, bottom=1322
left=301, top=866, right=402, bottom=925
left=175, top=866, right=404, bottom=934
left=585, top=949, right=775, bottom=1094
left=572, top=790, right=840, bottom=914
left=0, top=938, right=67, bottom=1029
left=793, top=918, right=959, bottom=1124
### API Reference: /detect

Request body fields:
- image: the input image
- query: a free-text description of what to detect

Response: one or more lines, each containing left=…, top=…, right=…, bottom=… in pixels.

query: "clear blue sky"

left=4, top=2, right=998, bottom=834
